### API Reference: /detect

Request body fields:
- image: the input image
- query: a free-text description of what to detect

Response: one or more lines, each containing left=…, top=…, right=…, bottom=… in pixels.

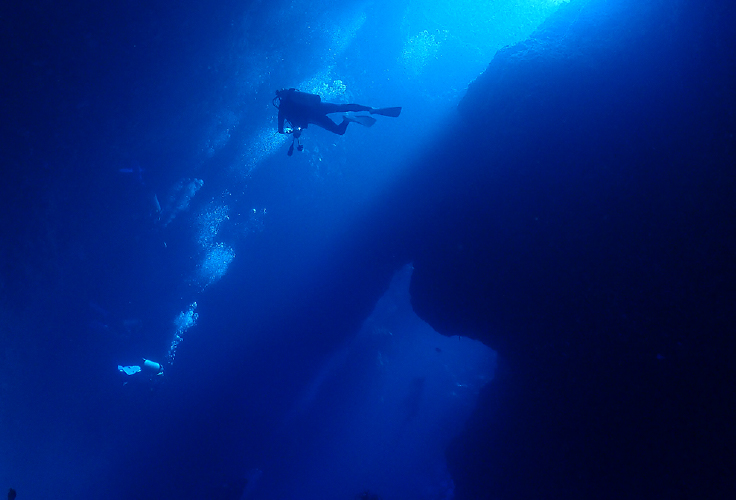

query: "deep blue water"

left=2, top=0, right=520, bottom=497
left=2, top=0, right=735, bottom=498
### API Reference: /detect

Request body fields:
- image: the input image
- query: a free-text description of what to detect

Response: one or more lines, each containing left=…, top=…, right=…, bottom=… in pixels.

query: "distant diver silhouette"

left=119, top=160, right=145, bottom=185
left=8, top=488, right=16, bottom=500
left=273, top=88, right=401, bottom=155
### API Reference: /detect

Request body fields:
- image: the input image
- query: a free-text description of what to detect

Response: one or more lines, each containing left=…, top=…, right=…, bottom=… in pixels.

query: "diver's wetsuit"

left=277, top=89, right=372, bottom=135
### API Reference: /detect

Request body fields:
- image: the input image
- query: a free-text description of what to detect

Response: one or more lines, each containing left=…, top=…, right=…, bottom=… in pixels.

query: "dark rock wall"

left=391, top=0, right=736, bottom=497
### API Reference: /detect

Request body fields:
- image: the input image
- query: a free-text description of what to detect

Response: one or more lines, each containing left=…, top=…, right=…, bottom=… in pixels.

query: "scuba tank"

left=273, top=88, right=320, bottom=108
left=289, top=90, right=321, bottom=107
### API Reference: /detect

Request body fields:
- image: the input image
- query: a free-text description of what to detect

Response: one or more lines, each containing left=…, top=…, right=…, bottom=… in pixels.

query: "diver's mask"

left=273, top=88, right=297, bottom=108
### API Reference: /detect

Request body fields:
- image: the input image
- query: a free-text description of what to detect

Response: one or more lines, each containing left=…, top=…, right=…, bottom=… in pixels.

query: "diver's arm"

left=278, top=109, right=285, bottom=134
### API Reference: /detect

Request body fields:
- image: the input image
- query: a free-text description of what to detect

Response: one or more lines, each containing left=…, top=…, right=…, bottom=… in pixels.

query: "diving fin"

left=370, top=107, right=402, bottom=117
left=344, top=115, right=377, bottom=127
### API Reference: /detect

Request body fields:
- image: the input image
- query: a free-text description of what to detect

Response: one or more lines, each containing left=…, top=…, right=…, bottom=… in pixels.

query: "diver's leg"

left=311, top=114, right=349, bottom=135
left=320, top=102, right=372, bottom=114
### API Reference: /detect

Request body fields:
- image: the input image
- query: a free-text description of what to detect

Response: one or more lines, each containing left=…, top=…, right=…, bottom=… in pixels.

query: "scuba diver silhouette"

left=273, top=88, right=402, bottom=155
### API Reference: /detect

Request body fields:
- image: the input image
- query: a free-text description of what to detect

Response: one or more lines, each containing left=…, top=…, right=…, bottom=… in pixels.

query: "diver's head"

left=273, top=88, right=294, bottom=108
left=275, top=88, right=296, bottom=99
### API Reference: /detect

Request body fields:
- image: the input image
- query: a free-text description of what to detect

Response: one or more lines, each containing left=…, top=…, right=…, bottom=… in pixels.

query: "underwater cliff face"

left=397, top=0, right=736, bottom=498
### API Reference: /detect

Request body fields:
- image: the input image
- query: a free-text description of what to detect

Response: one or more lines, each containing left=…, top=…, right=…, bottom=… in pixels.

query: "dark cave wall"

left=399, top=0, right=736, bottom=498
